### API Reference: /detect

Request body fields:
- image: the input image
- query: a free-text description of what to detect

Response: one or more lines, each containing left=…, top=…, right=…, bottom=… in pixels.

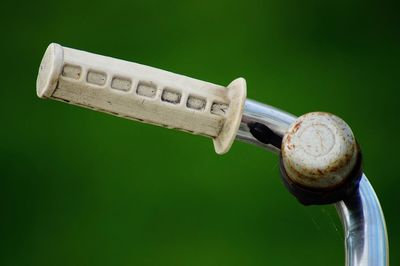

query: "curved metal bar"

left=236, top=99, right=389, bottom=266
left=236, top=99, right=297, bottom=153
left=336, top=177, right=389, bottom=266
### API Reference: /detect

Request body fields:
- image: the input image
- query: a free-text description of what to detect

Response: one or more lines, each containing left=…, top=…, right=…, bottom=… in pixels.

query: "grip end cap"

left=36, top=43, right=64, bottom=98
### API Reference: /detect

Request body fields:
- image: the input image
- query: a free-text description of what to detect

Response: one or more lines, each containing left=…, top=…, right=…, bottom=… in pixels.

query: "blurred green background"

left=1, top=0, right=399, bottom=265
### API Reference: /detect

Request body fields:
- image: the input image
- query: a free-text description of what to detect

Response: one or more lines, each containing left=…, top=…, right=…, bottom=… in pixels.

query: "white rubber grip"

left=36, top=43, right=246, bottom=154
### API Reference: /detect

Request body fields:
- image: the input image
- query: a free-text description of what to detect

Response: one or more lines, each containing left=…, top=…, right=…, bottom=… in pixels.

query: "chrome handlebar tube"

left=237, top=99, right=389, bottom=266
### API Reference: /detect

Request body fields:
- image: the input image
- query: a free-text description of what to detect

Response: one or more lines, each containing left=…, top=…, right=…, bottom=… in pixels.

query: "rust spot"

left=287, top=144, right=295, bottom=150
left=292, top=121, right=302, bottom=133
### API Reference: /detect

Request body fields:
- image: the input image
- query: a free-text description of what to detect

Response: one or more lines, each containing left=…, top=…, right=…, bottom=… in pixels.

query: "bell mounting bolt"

left=279, top=112, right=362, bottom=205
left=37, top=43, right=246, bottom=154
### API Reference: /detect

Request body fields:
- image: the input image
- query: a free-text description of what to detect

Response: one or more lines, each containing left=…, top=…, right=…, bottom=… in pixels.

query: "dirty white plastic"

left=37, top=43, right=247, bottom=154
left=281, top=112, right=358, bottom=188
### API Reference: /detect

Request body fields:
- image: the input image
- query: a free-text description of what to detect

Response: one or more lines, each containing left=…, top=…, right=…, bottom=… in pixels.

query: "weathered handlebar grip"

left=36, top=43, right=246, bottom=154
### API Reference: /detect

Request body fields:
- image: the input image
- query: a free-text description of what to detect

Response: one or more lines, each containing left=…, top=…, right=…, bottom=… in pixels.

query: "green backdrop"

left=1, top=0, right=399, bottom=265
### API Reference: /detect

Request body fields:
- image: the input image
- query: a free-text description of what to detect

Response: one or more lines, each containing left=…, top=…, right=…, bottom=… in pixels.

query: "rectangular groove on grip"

left=211, top=102, right=229, bottom=116
left=187, top=95, right=206, bottom=110
left=136, top=82, right=157, bottom=98
left=62, top=64, right=81, bottom=80
left=161, top=88, right=181, bottom=104
left=87, top=70, right=107, bottom=86
left=111, top=77, right=132, bottom=92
